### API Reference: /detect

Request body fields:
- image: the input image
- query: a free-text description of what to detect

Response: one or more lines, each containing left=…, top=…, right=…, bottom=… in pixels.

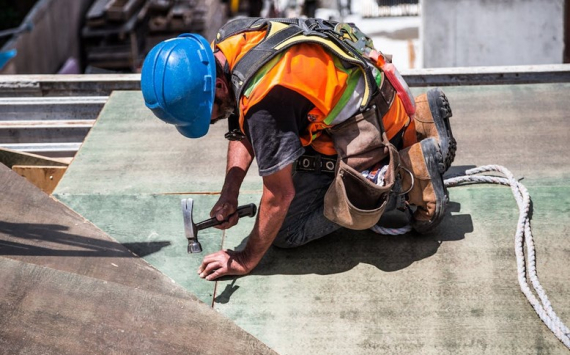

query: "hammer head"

left=181, top=198, right=203, bottom=253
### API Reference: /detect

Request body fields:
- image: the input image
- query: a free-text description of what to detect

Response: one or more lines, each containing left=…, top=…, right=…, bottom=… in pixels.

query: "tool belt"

left=294, top=154, right=337, bottom=174
left=323, top=83, right=399, bottom=230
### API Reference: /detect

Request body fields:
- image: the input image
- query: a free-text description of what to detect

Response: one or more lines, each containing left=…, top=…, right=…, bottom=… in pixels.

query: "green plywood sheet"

left=54, top=91, right=262, bottom=195
left=216, top=185, right=570, bottom=354
left=53, top=90, right=263, bottom=304
left=411, top=83, right=570, bottom=185
left=52, top=85, right=570, bottom=354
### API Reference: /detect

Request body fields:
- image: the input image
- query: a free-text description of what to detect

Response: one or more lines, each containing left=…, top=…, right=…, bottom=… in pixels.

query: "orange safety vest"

left=215, top=19, right=416, bottom=155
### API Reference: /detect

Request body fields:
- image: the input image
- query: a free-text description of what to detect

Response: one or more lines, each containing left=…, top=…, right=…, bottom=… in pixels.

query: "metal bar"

left=0, top=120, right=96, bottom=128
left=0, top=97, right=107, bottom=121
left=0, top=96, right=108, bottom=105
left=401, top=64, right=570, bottom=87
left=1, top=143, right=82, bottom=153
left=0, top=126, right=91, bottom=144
left=105, top=0, right=146, bottom=22
left=0, top=74, right=140, bottom=97
left=1, top=65, right=568, bottom=160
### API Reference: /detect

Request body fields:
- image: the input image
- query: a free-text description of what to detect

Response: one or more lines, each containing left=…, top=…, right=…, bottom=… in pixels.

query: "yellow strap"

left=266, top=21, right=289, bottom=38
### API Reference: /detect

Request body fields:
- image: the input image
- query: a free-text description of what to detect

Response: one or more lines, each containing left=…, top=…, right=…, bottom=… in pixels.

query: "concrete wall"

left=421, top=0, right=565, bottom=68
left=0, top=0, right=93, bottom=74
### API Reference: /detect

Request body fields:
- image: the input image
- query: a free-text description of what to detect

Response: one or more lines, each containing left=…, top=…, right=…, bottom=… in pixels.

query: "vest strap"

left=215, top=18, right=266, bottom=43
left=231, top=24, right=304, bottom=104
left=368, top=70, right=396, bottom=128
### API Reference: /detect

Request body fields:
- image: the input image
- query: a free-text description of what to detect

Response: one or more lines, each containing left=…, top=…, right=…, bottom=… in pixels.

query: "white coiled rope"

left=372, top=165, right=570, bottom=349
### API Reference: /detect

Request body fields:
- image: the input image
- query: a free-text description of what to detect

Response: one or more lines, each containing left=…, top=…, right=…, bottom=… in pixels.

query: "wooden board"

left=0, top=147, right=69, bottom=168
left=12, top=165, right=66, bottom=194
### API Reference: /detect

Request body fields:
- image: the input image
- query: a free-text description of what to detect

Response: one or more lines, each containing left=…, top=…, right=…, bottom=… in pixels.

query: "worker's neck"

left=214, top=50, right=227, bottom=68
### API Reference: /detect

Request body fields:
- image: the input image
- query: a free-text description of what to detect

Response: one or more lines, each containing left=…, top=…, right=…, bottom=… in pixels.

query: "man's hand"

left=210, top=198, right=239, bottom=230
left=198, top=249, right=253, bottom=281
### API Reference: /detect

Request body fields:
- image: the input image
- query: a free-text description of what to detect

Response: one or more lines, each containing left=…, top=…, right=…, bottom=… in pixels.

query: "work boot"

left=398, top=137, right=448, bottom=233
left=413, top=88, right=456, bottom=171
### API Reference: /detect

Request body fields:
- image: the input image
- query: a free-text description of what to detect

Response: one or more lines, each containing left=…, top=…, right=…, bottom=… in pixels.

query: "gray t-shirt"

left=243, top=86, right=314, bottom=176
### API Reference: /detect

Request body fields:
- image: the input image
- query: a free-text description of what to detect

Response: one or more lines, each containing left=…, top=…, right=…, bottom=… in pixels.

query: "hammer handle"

left=196, top=203, right=257, bottom=231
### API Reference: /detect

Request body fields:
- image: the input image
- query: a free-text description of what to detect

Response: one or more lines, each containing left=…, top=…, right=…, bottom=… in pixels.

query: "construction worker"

left=141, top=18, right=456, bottom=281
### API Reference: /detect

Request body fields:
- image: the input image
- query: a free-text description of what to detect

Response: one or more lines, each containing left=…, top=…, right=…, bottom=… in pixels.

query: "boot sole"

left=427, top=88, right=456, bottom=171
left=412, top=137, right=448, bottom=233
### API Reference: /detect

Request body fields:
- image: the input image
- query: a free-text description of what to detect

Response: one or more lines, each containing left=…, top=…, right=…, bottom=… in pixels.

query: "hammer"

left=181, top=198, right=257, bottom=253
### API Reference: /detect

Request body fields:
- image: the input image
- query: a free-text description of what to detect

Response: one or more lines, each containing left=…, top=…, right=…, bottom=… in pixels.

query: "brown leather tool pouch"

left=327, top=106, right=387, bottom=172
left=324, top=103, right=399, bottom=230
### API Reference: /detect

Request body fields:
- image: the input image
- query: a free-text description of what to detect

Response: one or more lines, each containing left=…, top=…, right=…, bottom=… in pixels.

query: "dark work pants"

left=273, top=170, right=342, bottom=248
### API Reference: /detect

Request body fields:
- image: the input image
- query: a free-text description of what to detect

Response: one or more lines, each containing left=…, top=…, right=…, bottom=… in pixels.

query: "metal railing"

left=0, top=74, right=138, bottom=158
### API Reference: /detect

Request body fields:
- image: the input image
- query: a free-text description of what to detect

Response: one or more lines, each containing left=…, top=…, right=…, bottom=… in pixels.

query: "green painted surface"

left=216, top=184, right=570, bottom=354
left=55, top=91, right=262, bottom=195
left=413, top=83, right=570, bottom=184
left=53, top=86, right=570, bottom=354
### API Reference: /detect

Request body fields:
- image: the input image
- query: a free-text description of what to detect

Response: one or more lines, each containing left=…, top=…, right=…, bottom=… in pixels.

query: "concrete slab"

left=52, top=86, right=570, bottom=354
left=0, top=164, right=276, bottom=354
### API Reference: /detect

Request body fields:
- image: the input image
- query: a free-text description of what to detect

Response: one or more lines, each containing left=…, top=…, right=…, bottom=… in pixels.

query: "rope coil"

left=373, top=164, right=570, bottom=349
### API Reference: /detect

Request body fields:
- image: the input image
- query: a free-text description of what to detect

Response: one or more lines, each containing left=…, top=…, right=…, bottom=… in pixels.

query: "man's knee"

left=272, top=237, right=297, bottom=249
left=272, top=228, right=302, bottom=249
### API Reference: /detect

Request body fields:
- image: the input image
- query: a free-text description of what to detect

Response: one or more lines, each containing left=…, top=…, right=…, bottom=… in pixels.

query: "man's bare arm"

left=198, top=164, right=296, bottom=280
left=211, top=139, right=255, bottom=229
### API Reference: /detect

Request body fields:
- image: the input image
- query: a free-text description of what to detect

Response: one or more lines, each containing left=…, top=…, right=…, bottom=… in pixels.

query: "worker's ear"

left=215, top=77, right=229, bottom=97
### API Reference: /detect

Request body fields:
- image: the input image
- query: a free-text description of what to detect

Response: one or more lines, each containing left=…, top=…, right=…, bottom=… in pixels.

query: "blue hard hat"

left=141, top=33, right=215, bottom=138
